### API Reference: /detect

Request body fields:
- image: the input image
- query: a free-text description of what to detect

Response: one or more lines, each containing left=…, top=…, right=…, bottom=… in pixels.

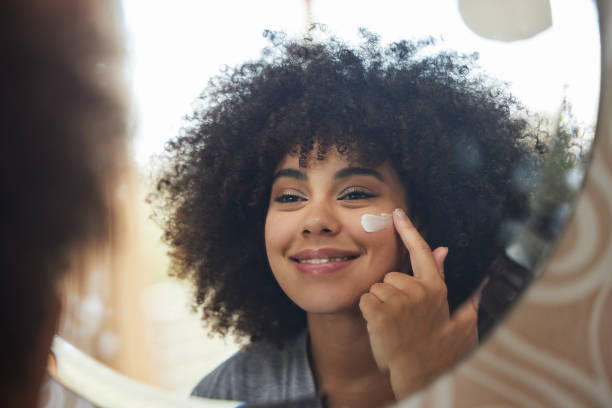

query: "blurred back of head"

left=0, top=0, right=126, bottom=406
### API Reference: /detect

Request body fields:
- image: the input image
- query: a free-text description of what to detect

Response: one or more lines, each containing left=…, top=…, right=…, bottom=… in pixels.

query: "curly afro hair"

left=153, top=30, right=542, bottom=346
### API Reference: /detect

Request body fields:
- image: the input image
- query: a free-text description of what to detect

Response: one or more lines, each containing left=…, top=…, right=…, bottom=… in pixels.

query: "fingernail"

left=393, top=208, right=407, bottom=220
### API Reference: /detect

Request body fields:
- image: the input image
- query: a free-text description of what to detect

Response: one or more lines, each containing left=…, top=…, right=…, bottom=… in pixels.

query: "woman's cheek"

left=350, top=216, right=402, bottom=276
left=264, top=212, right=292, bottom=262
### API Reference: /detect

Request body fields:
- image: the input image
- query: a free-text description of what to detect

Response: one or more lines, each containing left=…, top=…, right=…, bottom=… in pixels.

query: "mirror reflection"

left=150, top=29, right=547, bottom=407
left=53, top=0, right=600, bottom=407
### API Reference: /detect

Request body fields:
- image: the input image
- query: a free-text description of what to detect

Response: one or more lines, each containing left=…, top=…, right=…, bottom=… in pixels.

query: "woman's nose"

left=302, top=201, right=340, bottom=236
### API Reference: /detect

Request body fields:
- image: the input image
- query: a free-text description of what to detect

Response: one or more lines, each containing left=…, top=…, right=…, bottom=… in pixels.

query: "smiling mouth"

left=293, top=256, right=359, bottom=264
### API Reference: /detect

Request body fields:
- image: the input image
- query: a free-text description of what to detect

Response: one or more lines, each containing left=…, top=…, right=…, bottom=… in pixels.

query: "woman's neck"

left=307, top=309, right=395, bottom=407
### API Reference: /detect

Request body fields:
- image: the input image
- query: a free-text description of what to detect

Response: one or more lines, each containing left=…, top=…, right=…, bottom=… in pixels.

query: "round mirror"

left=46, top=0, right=601, bottom=407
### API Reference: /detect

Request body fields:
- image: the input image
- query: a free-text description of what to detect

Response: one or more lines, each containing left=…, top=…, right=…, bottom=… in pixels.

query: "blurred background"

left=52, top=0, right=601, bottom=398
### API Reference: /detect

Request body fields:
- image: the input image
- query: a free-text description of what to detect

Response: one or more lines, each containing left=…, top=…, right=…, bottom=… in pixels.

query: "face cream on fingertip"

left=360, top=213, right=392, bottom=232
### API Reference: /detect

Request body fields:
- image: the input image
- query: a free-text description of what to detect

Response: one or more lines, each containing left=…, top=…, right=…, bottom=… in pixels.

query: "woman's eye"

left=338, top=188, right=376, bottom=200
left=274, top=193, right=306, bottom=203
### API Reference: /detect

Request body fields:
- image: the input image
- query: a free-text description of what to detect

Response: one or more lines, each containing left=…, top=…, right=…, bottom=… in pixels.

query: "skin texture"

left=360, top=209, right=481, bottom=399
left=265, top=150, right=408, bottom=314
left=264, top=151, right=479, bottom=404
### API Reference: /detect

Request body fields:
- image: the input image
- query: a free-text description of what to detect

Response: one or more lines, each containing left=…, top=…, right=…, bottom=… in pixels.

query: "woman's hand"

left=358, top=208, right=482, bottom=399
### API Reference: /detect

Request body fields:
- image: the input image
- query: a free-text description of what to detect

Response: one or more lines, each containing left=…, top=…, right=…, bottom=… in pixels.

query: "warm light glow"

left=121, top=0, right=599, bottom=168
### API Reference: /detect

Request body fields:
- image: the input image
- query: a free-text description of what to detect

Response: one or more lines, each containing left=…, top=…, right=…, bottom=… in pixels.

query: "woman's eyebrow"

left=272, top=168, right=307, bottom=183
left=334, top=167, right=384, bottom=181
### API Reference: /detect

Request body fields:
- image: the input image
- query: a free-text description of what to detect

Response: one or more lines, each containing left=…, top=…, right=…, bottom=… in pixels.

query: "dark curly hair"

left=153, top=30, right=542, bottom=346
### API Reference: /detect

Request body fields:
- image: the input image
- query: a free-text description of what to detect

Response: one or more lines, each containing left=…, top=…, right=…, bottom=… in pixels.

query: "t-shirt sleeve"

left=191, top=351, right=245, bottom=401
left=191, top=332, right=317, bottom=404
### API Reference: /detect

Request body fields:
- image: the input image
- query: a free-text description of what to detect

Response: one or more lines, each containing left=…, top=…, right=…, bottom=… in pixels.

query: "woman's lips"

left=290, top=248, right=360, bottom=276
left=294, top=258, right=358, bottom=275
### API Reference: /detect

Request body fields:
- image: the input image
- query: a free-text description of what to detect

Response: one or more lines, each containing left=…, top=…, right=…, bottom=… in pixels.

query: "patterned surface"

left=402, top=2, right=612, bottom=406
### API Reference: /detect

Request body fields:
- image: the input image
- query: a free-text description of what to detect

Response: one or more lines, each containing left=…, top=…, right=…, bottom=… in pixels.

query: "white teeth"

left=298, top=257, right=353, bottom=264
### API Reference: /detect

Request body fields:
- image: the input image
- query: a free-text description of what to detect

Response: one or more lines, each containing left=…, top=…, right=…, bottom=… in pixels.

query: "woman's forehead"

left=276, top=149, right=364, bottom=170
left=273, top=150, right=398, bottom=182
left=277, top=142, right=386, bottom=170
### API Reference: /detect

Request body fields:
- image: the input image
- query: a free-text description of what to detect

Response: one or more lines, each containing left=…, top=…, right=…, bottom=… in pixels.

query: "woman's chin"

left=296, top=296, right=362, bottom=316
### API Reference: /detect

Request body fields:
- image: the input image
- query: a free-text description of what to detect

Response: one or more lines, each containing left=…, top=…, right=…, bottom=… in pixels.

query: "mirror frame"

left=43, top=1, right=609, bottom=407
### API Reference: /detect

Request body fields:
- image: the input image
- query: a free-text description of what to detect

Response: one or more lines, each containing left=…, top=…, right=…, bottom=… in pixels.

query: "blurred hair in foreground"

left=0, top=1, right=127, bottom=406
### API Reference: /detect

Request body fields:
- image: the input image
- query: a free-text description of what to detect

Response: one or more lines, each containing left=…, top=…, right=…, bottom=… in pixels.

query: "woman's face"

left=265, top=149, right=409, bottom=314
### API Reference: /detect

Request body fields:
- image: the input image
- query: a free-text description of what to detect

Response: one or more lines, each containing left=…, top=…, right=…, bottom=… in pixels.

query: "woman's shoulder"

left=191, top=330, right=316, bottom=404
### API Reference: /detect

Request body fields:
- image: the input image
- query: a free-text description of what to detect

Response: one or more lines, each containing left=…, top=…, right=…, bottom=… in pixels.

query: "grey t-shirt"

left=191, top=330, right=318, bottom=405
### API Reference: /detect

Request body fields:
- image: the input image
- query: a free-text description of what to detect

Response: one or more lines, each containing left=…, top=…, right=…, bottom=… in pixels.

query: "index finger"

left=393, top=208, right=441, bottom=282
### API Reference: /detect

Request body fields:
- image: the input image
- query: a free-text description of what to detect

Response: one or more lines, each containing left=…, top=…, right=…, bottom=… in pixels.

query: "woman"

left=153, top=31, right=540, bottom=406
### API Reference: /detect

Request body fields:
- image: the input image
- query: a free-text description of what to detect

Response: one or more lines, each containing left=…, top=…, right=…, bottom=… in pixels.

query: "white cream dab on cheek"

left=360, top=213, right=392, bottom=232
